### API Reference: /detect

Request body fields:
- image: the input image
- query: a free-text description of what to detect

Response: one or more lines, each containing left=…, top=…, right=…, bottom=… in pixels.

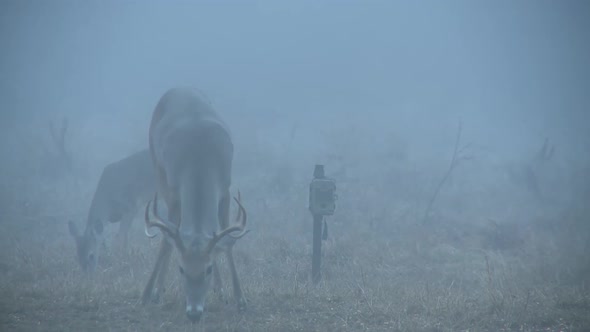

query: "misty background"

left=2, top=0, right=589, bottom=216
left=1, top=0, right=590, bottom=330
left=2, top=2, right=589, bottom=221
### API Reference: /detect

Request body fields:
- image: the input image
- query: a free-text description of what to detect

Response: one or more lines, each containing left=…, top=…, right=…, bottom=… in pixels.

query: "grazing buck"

left=68, top=149, right=156, bottom=272
left=142, top=88, right=248, bottom=323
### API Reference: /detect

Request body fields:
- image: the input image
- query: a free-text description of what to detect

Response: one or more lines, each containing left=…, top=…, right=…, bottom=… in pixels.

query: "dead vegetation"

left=1, top=120, right=589, bottom=332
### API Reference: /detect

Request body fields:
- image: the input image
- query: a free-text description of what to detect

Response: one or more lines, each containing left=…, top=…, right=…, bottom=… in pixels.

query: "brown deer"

left=68, top=149, right=155, bottom=273
left=142, top=88, right=248, bottom=322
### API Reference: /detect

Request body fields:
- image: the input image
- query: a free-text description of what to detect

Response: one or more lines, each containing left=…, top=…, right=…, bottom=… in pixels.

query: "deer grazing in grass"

left=142, top=88, right=248, bottom=323
left=68, top=149, right=156, bottom=272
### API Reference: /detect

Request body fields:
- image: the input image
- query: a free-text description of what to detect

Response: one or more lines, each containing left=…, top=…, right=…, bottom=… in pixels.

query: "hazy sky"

left=1, top=0, right=589, bottom=161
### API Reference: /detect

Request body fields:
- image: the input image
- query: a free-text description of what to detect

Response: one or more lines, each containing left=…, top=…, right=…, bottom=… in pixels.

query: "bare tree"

left=422, top=121, right=472, bottom=225
left=49, top=116, right=71, bottom=171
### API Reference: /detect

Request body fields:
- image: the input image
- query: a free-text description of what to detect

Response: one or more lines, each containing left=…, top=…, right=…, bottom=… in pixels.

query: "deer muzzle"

left=186, top=304, right=204, bottom=323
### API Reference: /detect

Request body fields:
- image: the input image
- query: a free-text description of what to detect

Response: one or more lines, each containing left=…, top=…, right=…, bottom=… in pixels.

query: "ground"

left=1, top=182, right=589, bottom=332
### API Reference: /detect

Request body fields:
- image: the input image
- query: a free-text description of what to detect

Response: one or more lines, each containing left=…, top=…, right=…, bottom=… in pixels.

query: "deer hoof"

left=141, top=293, right=151, bottom=305
left=151, top=289, right=162, bottom=303
left=237, top=298, right=247, bottom=312
left=214, top=288, right=225, bottom=302
left=142, top=289, right=160, bottom=304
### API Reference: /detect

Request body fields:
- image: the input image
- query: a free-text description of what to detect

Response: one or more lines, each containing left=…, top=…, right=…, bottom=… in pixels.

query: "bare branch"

left=422, top=121, right=472, bottom=225
left=49, top=116, right=71, bottom=170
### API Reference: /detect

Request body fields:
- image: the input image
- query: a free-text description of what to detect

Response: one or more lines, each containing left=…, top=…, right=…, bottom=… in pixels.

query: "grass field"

left=2, top=1, right=589, bottom=330
left=1, top=158, right=589, bottom=332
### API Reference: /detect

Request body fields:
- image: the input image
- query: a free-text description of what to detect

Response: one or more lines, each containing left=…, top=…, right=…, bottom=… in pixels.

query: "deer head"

left=68, top=219, right=102, bottom=273
left=144, top=192, right=247, bottom=321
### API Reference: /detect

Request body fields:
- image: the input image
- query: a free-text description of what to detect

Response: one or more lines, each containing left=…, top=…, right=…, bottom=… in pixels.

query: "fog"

left=1, top=1, right=589, bottom=330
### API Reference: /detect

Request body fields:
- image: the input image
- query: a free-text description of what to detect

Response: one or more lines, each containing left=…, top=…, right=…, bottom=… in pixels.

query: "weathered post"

left=309, top=164, right=336, bottom=284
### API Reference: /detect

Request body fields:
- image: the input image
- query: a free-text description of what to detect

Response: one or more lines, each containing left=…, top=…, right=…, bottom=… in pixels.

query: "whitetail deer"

left=142, top=88, right=248, bottom=323
left=68, top=149, right=156, bottom=272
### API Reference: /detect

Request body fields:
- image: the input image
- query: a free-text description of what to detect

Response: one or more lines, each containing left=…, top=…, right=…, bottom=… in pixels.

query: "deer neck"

left=178, top=166, right=222, bottom=237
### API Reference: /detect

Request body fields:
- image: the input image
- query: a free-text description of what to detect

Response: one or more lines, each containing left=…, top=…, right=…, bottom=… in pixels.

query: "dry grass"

left=1, top=176, right=589, bottom=332
left=1, top=118, right=589, bottom=331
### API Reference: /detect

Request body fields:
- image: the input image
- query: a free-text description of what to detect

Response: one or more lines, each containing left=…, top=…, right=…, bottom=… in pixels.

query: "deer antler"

left=206, top=193, right=248, bottom=253
left=229, top=190, right=248, bottom=240
left=144, top=193, right=184, bottom=251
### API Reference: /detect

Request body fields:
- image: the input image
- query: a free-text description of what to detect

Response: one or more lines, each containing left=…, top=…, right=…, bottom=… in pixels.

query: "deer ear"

left=68, top=221, right=78, bottom=237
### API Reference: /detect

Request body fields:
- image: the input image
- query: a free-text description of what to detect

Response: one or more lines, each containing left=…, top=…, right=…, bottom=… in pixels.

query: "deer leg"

left=152, top=202, right=179, bottom=300
left=117, top=215, right=133, bottom=251
left=141, top=241, right=162, bottom=304
left=142, top=238, right=171, bottom=304
left=218, top=193, right=245, bottom=309
left=213, top=194, right=228, bottom=302
left=154, top=239, right=172, bottom=299
left=212, top=261, right=225, bottom=302
left=225, top=248, right=246, bottom=311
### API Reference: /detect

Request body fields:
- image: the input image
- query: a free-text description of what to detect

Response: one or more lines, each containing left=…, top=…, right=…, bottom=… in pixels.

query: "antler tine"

left=144, top=193, right=178, bottom=238
left=235, top=190, right=242, bottom=222
left=144, top=199, right=158, bottom=238
left=229, top=194, right=248, bottom=239
left=206, top=193, right=248, bottom=253
left=145, top=193, right=164, bottom=237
